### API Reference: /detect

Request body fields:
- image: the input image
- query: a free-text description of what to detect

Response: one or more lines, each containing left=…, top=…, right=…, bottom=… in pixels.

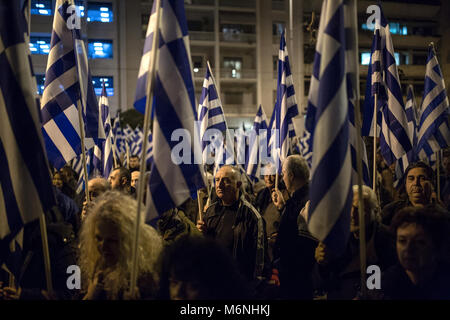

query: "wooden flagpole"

left=351, top=0, right=367, bottom=297
left=130, top=0, right=162, bottom=298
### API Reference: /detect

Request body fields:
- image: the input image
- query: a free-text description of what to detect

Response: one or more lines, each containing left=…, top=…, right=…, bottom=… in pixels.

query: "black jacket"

left=316, top=222, right=397, bottom=300
left=274, top=184, right=318, bottom=299
left=203, top=195, right=270, bottom=281
left=367, top=263, right=450, bottom=300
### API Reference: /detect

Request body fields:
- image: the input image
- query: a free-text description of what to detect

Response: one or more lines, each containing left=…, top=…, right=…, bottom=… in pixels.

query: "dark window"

left=272, top=22, right=285, bottom=36
left=36, top=74, right=45, bottom=95
left=92, top=76, right=114, bottom=96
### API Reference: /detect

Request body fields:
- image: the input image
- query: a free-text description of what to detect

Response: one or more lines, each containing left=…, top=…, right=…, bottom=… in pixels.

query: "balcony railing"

left=193, top=68, right=256, bottom=80
left=184, top=0, right=214, bottom=6
left=221, top=68, right=256, bottom=79
left=189, top=31, right=214, bottom=41
left=219, top=0, right=255, bottom=8
left=220, top=32, right=256, bottom=43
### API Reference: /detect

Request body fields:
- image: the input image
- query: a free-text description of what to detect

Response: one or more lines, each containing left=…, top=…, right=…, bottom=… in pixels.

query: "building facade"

left=30, top=0, right=450, bottom=128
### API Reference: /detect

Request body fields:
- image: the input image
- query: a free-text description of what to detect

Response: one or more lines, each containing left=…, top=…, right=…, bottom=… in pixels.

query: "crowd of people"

left=1, top=148, right=450, bottom=300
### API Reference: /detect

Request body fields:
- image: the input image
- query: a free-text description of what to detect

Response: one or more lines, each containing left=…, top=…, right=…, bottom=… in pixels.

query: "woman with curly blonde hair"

left=79, top=191, right=163, bottom=300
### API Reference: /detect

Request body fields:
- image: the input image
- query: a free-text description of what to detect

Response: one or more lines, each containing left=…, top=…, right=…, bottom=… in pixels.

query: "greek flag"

left=99, top=83, right=113, bottom=178
left=307, top=0, right=352, bottom=255
left=416, top=44, right=450, bottom=160
left=394, top=85, right=419, bottom=185
left=246, top=105, right=268, bottom=181
left=138, top=0, right=206, bottom=223
left=146, top=130, right=154, bottom=167
left=130, top=127, right=143, bottom=157
left=40, top=0, right=100, bottom=170
left=274, top=29, right=299, bottom=171
left=362, top=4, right=412, bottom=166
left=0, top=0, right=56, bottom=273
left=112, top=118, right=124, bottom=160
left=198, top=63, right=228, bottom=163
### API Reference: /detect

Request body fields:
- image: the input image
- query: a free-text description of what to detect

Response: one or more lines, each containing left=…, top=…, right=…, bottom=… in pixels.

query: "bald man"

left=197, top=165, right=269, bottom=281
left=81, top=177, right=111, bottom=220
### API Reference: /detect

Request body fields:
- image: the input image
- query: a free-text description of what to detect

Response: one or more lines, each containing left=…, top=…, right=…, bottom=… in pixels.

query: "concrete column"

left=439, top=1, right=450, bottom=90
left=214, top=0, right=221, bottom=93
left=259, top=0, right=274, bottom=118
left=118, top=0, right=127, bottom=116
left=256, top=0, right=262, bottom=107
left=295, top=0, right=305, bottom=114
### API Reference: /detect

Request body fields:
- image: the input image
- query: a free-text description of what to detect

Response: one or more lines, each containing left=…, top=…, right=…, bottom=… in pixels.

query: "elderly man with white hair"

left=271, top=155, right=318, bottom=299
left=313, top=185, right=397, bottom=300
left=197, top=165, right=270, bottom=283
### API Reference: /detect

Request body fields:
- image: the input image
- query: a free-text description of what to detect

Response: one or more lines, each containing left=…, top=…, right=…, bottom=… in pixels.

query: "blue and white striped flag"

left=361, top=4, right=412, bottom=166
left=137, top=0, right=206, bottom=223
left=146, top=130, right=154, bottom=167
left=40, top=0, right=100, bottom=170
left=307, top=0, right=353, bottom=255
left=99, top=83, right=113, bottom=178
left=416, top=44, right=450, bottom=160
left=0, top=0, right=56, bottom=274
left=394, top=85, right=419, bottom=186
left=197, top=63, right=228, bottom=164
left=130, top=127, right=143, bottom=157
left=112, top=118, right=124, bottom=162
left=274, top=29, right=299, bottom=172
left=246, top=105, right=269, bottom=181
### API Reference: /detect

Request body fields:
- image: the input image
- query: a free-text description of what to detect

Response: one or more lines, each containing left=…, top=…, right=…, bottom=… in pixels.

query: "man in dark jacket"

left=314, top=185, right=397, bottom=299
left=272, top=155, right=317, bottom=299
left=197, top=165, right=269, bottom=282
left=382, top=161, right=445, bottom=226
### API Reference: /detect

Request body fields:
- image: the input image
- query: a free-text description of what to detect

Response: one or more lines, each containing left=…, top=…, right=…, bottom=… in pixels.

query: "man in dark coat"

left=314, top=185, right=397, bottom=300
left=272, top=155, right=317, bottom=299
left=197, top=165, right=270, bottom=283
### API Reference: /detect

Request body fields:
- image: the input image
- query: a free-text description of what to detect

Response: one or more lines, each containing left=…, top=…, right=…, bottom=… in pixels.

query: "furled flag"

left=40, top=0, right=100, bottom=170
left=395, top=85, right=419, bottom=185
left=112, top=117, right=124, bottom=159
left=416, top=44, right=450, bottom=160
left=0, top=0, right=56, bottom=272
left=197, top=62, right=228, bottom=164
left=136, top=0, right=206, bottom=223
left=273, top=29, right=299, bottom=172
left=246, top=105, right=269, bottom=181
left=307, top=0, right=353, bottom=256
left=146, top=130, right=154, bottom=167
left=100, top=83, right=114, bottom=178
left=361, top=3, right=412, bottom=166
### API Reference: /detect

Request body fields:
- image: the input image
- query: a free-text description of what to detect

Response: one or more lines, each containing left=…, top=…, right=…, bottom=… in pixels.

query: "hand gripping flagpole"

left=350, top=0, right=367, bottom=297
left=130, top=0, right=162, bottom=298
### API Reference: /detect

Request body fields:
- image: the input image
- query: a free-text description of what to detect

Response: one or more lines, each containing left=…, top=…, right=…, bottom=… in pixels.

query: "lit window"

left=361, top=22, right=408, bottom=36
left=74, top=1, right=85, bottom=17
left=31, top=0, right=52, bottom=16
left=361, top=52, right=371, bottom=65
left=88, top=40, right=113, bottom=59
left=394, top=52, right=400, bottom=65
left=91, top=76, right=114, bottom=96
left=88, top=2, right=113, bottom=23
left=30, top=36, right=51, bottom=55
left=36, top=75, right=45, bottom=95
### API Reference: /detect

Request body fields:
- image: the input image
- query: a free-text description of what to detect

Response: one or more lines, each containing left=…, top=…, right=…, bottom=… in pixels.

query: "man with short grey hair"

left=197, top=165, right=270, bottom=282
left=272, top=155, right=317, bottom=299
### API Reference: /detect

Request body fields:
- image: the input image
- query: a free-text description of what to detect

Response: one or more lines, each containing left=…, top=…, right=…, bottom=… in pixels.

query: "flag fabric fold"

left=307, top=0, right=353, bottom=256
left=137, top=0, right=206, bottom=224
left=416, top=44, right=450, bottom=160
